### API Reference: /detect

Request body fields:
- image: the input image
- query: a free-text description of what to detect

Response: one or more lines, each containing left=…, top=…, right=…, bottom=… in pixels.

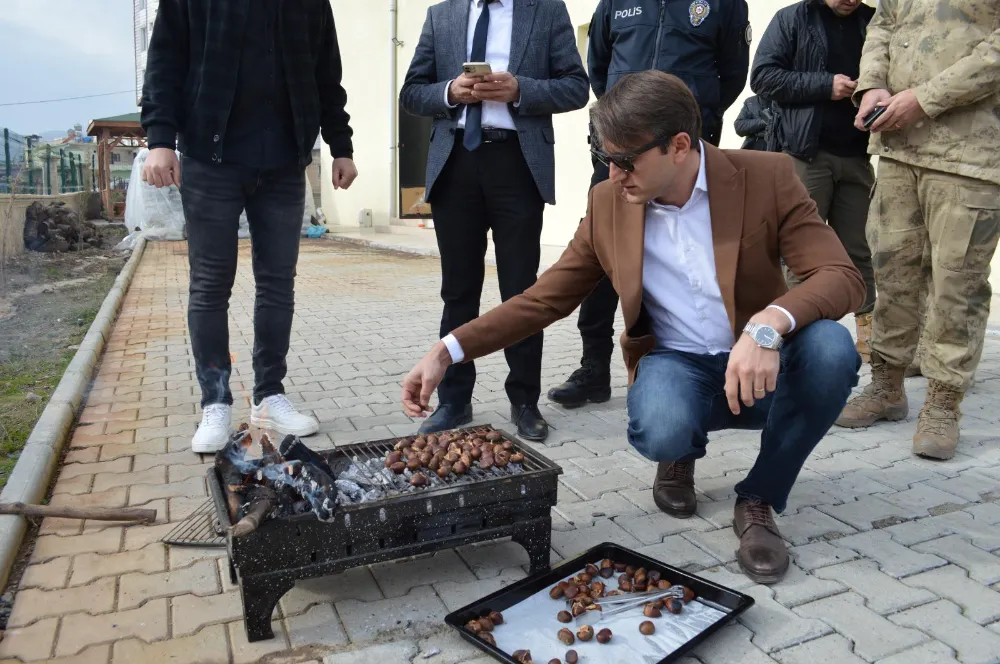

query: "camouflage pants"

left=867, top=158, right=1000, bottom=391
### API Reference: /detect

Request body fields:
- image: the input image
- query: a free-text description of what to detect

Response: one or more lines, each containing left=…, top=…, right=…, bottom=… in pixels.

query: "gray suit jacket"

left=399, top=0, right=589, bottom=205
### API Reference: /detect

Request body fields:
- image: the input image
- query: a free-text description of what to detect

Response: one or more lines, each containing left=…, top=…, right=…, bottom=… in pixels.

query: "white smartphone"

left=462, top=62, right=492, bottom=76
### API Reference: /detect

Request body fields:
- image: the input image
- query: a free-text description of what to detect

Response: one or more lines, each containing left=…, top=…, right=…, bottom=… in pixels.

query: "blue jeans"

left=180, top=156, right=305, bottom=408
left=626, top=320, right=861, bottom=513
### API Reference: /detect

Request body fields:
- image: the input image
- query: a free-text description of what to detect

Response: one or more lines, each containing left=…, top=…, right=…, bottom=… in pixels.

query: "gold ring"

left=754, top=388, right=766, bottom=395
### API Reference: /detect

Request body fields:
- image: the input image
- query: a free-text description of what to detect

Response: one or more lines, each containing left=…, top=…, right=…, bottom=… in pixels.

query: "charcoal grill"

left=208, top=425, right=563, bottom=642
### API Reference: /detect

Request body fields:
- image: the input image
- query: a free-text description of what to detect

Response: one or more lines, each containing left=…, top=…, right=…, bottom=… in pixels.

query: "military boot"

left=547, top=352, right=612, bottom=408
left=836, top=354, right=908, bottom=428
left=854, top=313, right=873, bottom=364
left=913, top=380, right=963, bottom=460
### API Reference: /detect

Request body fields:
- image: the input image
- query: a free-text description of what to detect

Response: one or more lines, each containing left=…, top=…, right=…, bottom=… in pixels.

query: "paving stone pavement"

left=2, top=239, right=1000, bottom=664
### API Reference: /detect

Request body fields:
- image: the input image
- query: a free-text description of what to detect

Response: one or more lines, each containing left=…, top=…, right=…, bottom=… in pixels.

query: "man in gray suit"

left=400, top=0, right=589, bottom=442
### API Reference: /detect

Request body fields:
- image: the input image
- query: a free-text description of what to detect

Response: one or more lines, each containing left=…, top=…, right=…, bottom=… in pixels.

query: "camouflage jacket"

left=854, top=0, right=1000, bottom=185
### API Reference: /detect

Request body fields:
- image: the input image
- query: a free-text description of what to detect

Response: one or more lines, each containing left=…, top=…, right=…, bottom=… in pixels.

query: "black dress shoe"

left=653, top=461, right=697, bottom=518
left=547, top=358, right=611, bottom=408
left=418, top=404, right=473, bottom=434
left=511, top=404, right=549, bottom=442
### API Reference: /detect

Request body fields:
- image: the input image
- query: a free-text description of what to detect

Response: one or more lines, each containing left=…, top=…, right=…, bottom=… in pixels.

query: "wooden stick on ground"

left=0, top=502, right=157, bottom=523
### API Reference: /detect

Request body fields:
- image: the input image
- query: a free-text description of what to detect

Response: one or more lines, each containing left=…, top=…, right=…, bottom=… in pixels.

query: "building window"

left=112, top=153, right=121, bottom=164
left=140, top=27, right=148, bottom=51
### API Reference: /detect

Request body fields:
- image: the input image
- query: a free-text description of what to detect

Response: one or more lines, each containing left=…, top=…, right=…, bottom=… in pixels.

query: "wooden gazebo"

left=87, top=112, right=146, bottom=219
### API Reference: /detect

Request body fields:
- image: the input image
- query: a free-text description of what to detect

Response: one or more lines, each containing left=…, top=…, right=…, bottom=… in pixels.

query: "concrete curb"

left=326, top=233, right=561, bottom=271
left=0, top=236, right=148, bottom=590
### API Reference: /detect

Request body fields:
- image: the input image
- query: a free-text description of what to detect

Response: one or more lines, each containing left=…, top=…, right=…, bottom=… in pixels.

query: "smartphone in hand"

left=863, top=105, right=887, bottom=130
left=462, top=62, right=492, bottom=77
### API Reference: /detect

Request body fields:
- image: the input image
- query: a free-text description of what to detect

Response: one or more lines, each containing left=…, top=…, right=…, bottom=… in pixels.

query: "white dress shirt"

left=443, top=0, right=518, bottom=130
left=442, top=142, right=795, bottom=363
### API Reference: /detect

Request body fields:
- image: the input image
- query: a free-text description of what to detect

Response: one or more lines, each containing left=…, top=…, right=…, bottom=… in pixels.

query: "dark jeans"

left=626, top=320, right=861, bottom=513
left=180, top=155, right=305, bottom=408
left=787, top=151, right=876, bottom=314
left=429, top=132, right=545, bottom=407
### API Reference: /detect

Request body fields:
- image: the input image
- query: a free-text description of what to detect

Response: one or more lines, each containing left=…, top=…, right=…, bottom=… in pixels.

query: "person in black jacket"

left=750, top=0, right=876, bottom=363
left=140, top=0, right=357, bottom=454
left=547, top=0, right=752, bottom=408
left=734, top=94, right=773, bottom=151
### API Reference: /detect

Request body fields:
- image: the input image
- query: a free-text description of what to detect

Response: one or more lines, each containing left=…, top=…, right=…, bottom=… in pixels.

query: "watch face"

left=756, top=327, right=777, bottom=347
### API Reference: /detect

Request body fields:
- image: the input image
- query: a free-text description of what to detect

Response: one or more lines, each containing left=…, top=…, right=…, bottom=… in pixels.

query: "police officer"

left=547, top=0, right=753, bottom=409
left=835, top=0, right=999, bottom=461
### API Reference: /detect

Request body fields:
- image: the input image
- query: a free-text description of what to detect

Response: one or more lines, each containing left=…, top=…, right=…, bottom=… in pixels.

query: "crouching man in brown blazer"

left=401, top=71, right=865, bottom=584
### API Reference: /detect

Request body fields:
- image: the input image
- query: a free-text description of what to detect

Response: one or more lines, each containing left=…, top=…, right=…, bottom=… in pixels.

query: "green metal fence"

left=1, top=127, right=96, bottom=195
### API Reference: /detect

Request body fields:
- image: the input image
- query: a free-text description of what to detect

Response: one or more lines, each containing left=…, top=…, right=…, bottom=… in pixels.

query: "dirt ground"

left=0, top=224, right=129, bottom=489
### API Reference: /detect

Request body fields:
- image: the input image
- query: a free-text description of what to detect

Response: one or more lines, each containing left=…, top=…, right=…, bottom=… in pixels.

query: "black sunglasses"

left=591, top=135, right=674, bottom=172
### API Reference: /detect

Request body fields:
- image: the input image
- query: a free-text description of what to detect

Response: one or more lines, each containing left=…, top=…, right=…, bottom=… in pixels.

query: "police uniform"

left=836, top=0, right=1000, bottom=460
left=546, top=0, right=752, bottom=408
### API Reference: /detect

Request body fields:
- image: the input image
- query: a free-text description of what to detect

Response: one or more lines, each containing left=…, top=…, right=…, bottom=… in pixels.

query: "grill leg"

left=512, top=515, right=552, bottom=575
left=239, top=573, right=295, bottom=642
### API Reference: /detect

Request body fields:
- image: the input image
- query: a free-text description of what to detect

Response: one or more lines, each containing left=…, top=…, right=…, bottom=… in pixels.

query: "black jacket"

left=588, top=0, right=751, bottom=146
left=140, top=0, right=353, bottom=166
left=749, top=0, right=874, bottom=161
left=734, top=95, right=773, bottom=151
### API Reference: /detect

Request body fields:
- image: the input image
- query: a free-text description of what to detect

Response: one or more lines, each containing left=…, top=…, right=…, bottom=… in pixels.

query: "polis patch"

left=745, top=23, right=752, bottom=45
left=689, top=0, right=710, bottom=26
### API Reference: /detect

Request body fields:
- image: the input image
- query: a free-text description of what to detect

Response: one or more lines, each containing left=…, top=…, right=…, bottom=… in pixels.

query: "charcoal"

left=232, top=484, right=278, bottom=537
left=279, top=434, right=338, bottom=479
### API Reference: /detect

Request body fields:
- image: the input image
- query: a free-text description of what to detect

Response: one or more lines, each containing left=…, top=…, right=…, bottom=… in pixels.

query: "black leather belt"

left=455, top=127, right=516, bottom=143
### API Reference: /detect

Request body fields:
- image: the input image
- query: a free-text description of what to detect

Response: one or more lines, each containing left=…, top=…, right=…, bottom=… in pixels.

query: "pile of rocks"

left=22, top=201, right=103, bottom=252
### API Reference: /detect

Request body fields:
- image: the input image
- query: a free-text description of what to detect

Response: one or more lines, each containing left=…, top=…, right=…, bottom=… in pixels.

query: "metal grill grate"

left=162, top=498, right=226, bottom=547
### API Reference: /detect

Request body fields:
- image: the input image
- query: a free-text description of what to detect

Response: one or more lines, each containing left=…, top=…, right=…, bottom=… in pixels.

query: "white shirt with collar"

left=443, top=0, right=518, bottom=131
left=442, top=141, right=795, bottom=363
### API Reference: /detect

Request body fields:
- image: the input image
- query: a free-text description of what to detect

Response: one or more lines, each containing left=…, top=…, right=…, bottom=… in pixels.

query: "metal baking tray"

left=445, top=542, right=755, bottom=663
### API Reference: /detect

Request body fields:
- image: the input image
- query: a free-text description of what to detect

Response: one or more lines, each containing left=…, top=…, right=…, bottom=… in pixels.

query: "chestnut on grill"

left=445, top=451, right=460, bottom=464
left=486, top=431, right=502, bottom=442
left=479, top=456, right=494, bottom=470
left=565, top=651, right=579, bottom=664
left=413, top=439, right=427, bottom=450
left=470, top=447, right=482, bottom=460
left=557, top=610, right=572, bottom=623
left=426, top=434, right=438, bottom=446
left=437, top=463, right=453, bottom=478
left=643, top=603, right=662, bottom=617
left=639, top=621, right=655, bottom=635
left=406, top=458, right=422, bottom=472
left=510, top=451, right=525, bottom=463
left=385, top=452, right=402, bottom=467
left=389, top=461, right=406, bottom=474
left=596, top=628, right=613, bottom=644
left=576, top=625, right=594, bottom=642
left=461, top=452, right=472, bottom=467
left=494, top=451, right=510, bottom=468
left=420, top=452, right=432, bottom=466
left=454, top=461, right=469, bottom=474
left=409, top=473, right=429, bottom=487
left=428, top=457, right=442, bottom=471
left=558, top=628, right=575, bottom=645
left=478, top=631, right=496, bottom=647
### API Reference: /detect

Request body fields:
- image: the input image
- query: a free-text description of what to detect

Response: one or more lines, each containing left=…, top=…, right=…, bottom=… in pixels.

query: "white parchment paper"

left=489, top=568, right=727, bottom=663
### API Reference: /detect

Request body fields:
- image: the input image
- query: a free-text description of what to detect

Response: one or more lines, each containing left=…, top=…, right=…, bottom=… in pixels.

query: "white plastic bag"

left=124, top=148, right=186, bottom=240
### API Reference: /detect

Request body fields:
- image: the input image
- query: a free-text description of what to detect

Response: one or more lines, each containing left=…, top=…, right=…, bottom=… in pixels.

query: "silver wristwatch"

left=743, top=322, right=783, bottom=350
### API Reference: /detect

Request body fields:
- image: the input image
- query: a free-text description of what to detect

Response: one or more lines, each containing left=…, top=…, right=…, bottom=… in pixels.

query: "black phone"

left=863, top=105, right=887, bottom=129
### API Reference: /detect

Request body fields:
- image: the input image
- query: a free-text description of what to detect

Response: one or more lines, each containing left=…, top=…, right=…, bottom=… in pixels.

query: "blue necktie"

left=463, top=1, right=491, bottom=151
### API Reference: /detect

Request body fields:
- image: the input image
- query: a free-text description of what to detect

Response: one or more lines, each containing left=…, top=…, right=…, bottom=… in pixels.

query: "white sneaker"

left=191, top=404, right=233, bottom=454
left=250, top=394, right=319, bottom=436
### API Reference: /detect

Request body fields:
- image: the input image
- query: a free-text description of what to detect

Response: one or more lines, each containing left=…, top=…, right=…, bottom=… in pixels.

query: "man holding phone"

left=399, top=0, right=589, bottom=442
left=836, top=0, right=1000, bottom=461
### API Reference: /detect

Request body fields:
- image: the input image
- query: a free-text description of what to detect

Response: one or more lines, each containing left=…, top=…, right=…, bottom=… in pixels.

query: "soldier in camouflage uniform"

left=836, top=0, right=999, bottom=460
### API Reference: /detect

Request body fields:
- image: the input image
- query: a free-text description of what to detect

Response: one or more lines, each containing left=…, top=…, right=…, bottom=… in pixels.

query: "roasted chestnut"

left=682, top=586, right=696, bottom=603
left=461, top=452, right=472, bottom=467
left=494, top=451, right=510, bottom=467
left=465, top=619, right=482, bottom=632
left=385, top=451, right=402, bottom=467
left=599, top=567, right=615, bottom=579
left=643, top=603, right=662, bottom=617
left=512, top=649, right=532, bottom=664
left=618, top=578, right=632, bottom=592
left=557, top=610, right=572, bottom=623
left=579, top=572, right=593, bottom=583
left=590, top=581, right=605, bottom=596
left=510, top=451, right=525, bottom=463
left=413, top=438, right=427, bottom=450
left=478, top=631, right=496, bottom=647
left=657, top=579, right=671, bottom=590
left=565, top=651, right=579, bottom=664
left=648, top=570, right=662, bottom=584
left=486, top=431, right=502, bottom=442
left=479, top=456, right=494, bottom=470
left=634, top=572, right=647, bottom=586
left=576, top=625, right=594, bottom=642
left=548, top=660, right=562, bottom=664
left=584, top=563, right=600, bottom=576
left=666, top=597, right=684, bottom=614
left=419, top=452, right=433, bottom=466
left=436, top=463, right=452, bottom=478
left=596, top=628, right=613, bottom=644
left=478, top=616, right=494, bottom=632
left=639, top=621, right=655, bottom=635
left=389, top=461, right=406, bottom=474
left=502, top=440, right=514, bottom=451
left=549, top=585, right=564, bottom=600
left=558, top=628, right=575, bottom=645
left=625, top=566, right=636, bottom=578
left=470, top=447, right=482, bottom=460
left=426, top=434, right=438, bottom=446
left=633, top=582, right=648, bottom=593
left=406, top=458, right=422, bottom=472
left=489, top=610, right=504, bottom=625
left=564, top=584, right=579, bottom=600
left=445, top=451, right=460, bottom=464
left=600, top=558, right=614, bottom=570
left=571, top=602, right=587, bottom=617
left=652, top=599, right=665, bottom=610
left=454, top=461, right=469, bottom=474
left=393, top=441, right=408, bottom=452
left=409, top=473, right=429, bottom=487
left=428, top=456, right=441, bottom=471
left=606, top=590, right=622, bottom=597
left=614, top=562, right=627, bottom=573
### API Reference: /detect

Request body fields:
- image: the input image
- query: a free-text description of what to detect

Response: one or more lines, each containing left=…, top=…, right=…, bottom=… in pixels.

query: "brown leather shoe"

left=733, top=499, right=789, bottom=584
left=653, top=461, right=696, bottom=518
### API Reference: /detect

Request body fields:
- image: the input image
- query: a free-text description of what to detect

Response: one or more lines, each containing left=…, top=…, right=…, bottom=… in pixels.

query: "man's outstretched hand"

left=401, top=342, right=453, bottom=418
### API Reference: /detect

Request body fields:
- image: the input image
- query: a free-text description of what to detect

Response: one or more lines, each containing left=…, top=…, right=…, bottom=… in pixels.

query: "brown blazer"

left=451, top=144, right=866, bottom=385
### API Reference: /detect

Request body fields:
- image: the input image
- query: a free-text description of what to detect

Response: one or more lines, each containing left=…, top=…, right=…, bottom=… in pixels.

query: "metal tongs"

left=587, top=585, right=687, bottom=622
